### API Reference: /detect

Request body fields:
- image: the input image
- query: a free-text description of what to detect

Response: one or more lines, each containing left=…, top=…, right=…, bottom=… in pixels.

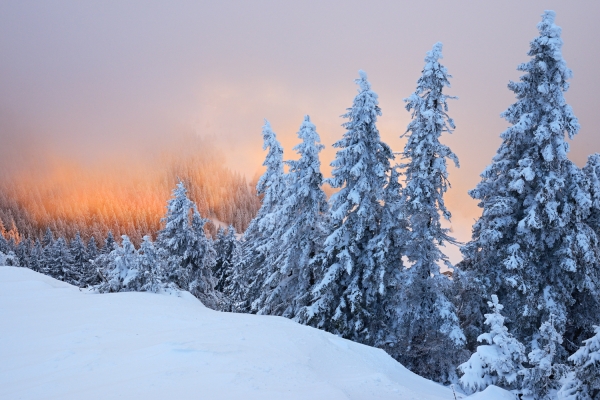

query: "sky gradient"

left=1, top=1, right=600, bottom=262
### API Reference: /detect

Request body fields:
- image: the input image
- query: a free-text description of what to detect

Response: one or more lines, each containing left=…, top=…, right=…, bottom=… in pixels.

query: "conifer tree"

left=15, top=239, right=31, bottom=269
left=583, top=154, right=600, bottom=240
left=253, top=115, right=329, bottom=317
left=87, top=236, right=99, bottom=261
left=186, top=208, right=219, bottom=308
left=213, top=225, right=238, bottom=293
left=240, top=121, right=286, bottom=312
left=392, top=42, right=465, bottom=382
left=70, top=232, right=89, bottom=282
left=223, top=233, right=245, bottom=312
left=460, top=10, right=600, bottom=349
left=521, top=316, right=567, bottom=400
left=157, top=182, right=219, bottom=308
left=138, top=235, right=163, bottom=293
left=371, top=167, right=408, bottom=349
left=97, top=235, right=139, bottom=292
left=298, top=71, right=394, bottom=344
left=459, top=295, right=526, bottom=394
left=48, top=237, right=76, bottom=284
left=102, top=231, right=116, bottom=254
left=558, top=325, right=600, bottom=400
left=29, top=240, right=43, bottom=272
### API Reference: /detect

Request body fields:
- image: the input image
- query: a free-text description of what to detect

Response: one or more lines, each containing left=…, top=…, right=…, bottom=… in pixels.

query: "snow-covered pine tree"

left=157, top=181, right=219, bottom=308
left=460, top=10, right=600, bottom=350
left=223, top=234, right=245, bottom=312
left=252, top=115, right=329, bottom=318
left=558, top=325, right=600, bottom=400
left=213, top=226, right=228, bottom=290
left=371, top=167, right=408, bottom=348
left=97, top=235, right=140, bottom=292
left=88, top=236, right=99, bottom=261
left=520, top=315, right=568, bottom=400
left=69, top=232, right=88, bottom=284
left=213, top=225, right=238, bottom=294
left=79, top=236, right=102, bottom=288
left=186, top=207, right=219, bottom=309
left=138, top=235, right=163, bottom=293
left=240, top=120, right=287, bottom=312
left=15, top=239, right=31, bottom=269
left=298, top=71, right=394, bottom=345
left=40, top=228, right=54, bottom=275
left=0, top=229, right=9, bottom=255
left=389, top=42, right=465, bottom=382
left=459, top=295, right=526, bottom=394
left=29, top=239, right=43, bottom=272
left=102, top=231, right=116, bottom=254
left=49, top=237, right=77, bottom=284
left=583, top=153, right=600, bottom=242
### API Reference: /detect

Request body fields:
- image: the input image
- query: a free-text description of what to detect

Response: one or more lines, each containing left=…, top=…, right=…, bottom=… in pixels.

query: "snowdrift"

left=1, top=267, right=504, bottom=399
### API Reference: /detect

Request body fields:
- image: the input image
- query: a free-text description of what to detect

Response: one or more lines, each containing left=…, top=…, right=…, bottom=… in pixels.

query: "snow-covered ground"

left=0, top=267, right=510, bottom=399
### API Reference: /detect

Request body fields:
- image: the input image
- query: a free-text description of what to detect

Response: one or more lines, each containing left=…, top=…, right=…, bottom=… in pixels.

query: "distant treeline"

left=0, top=136, right=260, bottom=245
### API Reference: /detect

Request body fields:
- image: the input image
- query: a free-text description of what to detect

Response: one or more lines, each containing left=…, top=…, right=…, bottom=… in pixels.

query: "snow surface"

left=465, top=385, right=517, bottom=399
left=1, top=267, right=506, bottom=399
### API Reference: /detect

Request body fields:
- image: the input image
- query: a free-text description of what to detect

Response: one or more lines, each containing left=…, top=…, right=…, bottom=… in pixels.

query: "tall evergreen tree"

left=29, top=240, right=43, bottom=272
left=186, top=208, right=219, bottom=308
left=223, top=235, right=244, bottom=312
left=102, top=231, right=117, bottom=254
left=15, top=239, right=31, bottom=269
left=157, top=182, right=219, bottom=308
left=213, top=225, right=238, bottom=294
left=70, top=232, right=89, bottom=283
left=460, top=11, right=600, bottom=350
left=583, top=153, right=600, bottom=239
left=389, top=42, right=465, bottom=382
left=298, top=71, right=394, bottom=344
left=253, top=115, right=329, bottom=318
left=138, top=235, right=163, bottom=293
left=48, top=237, right=76, bottom=284
left=240, top=121, right=286, bottom=312
left=368, top=167, right=408, bottom=348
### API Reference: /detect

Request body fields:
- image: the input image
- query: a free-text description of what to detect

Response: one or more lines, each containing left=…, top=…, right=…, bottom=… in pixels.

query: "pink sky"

left=1, top=1, right=600, bottom=262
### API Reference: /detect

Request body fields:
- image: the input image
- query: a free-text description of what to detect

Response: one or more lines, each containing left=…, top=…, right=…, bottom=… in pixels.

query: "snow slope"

left=0, top=267, right=508, bottom=399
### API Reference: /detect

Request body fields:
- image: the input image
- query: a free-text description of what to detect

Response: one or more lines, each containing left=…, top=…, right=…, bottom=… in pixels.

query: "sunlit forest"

left=0, top=136, right=260, bottom=245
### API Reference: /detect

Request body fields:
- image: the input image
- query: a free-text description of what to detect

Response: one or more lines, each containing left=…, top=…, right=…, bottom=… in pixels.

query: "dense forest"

left=2, top=11, right=600, bottom=400
left=0, top=136, right=260, bottom=245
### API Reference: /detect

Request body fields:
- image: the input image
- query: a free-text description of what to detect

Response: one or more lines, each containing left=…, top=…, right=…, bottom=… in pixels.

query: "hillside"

left=0, top=267, right=511, bottom=399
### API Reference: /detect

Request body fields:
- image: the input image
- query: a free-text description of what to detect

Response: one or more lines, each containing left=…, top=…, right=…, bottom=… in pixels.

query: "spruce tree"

left=213, top=225, right=238, bottom=294
left=521, top=316, right=567, bottom=400
left=240, top=121, right=286, bottom=312
left=186, top=207, right=219, bottom=308
left=138, top=235, right=163, bottom=293
left=97, top=235, right=139, bottom=292
left=368, top=167, right=408, bottom=349
left=460, top=10, right=600, bottom=349
left=29, top=240, right=43, bottom=273
left=392, top=42, right=465, bottom=382
left=223, top=232, right=245, bottom=312
left=49, top=237, right=76, bottom=284
left=298, top=71, right=394, bottom=344
left=253, top=115, right=329, bottom=318
left=157, top=182, right=219, bottom=308
left=558, top=325, right=600, bottom=400
left=459, top=295, right=526, bottom=394
left=70, top=232, right=89, bottom=283
left=15, top=239, right=31, bottom=269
